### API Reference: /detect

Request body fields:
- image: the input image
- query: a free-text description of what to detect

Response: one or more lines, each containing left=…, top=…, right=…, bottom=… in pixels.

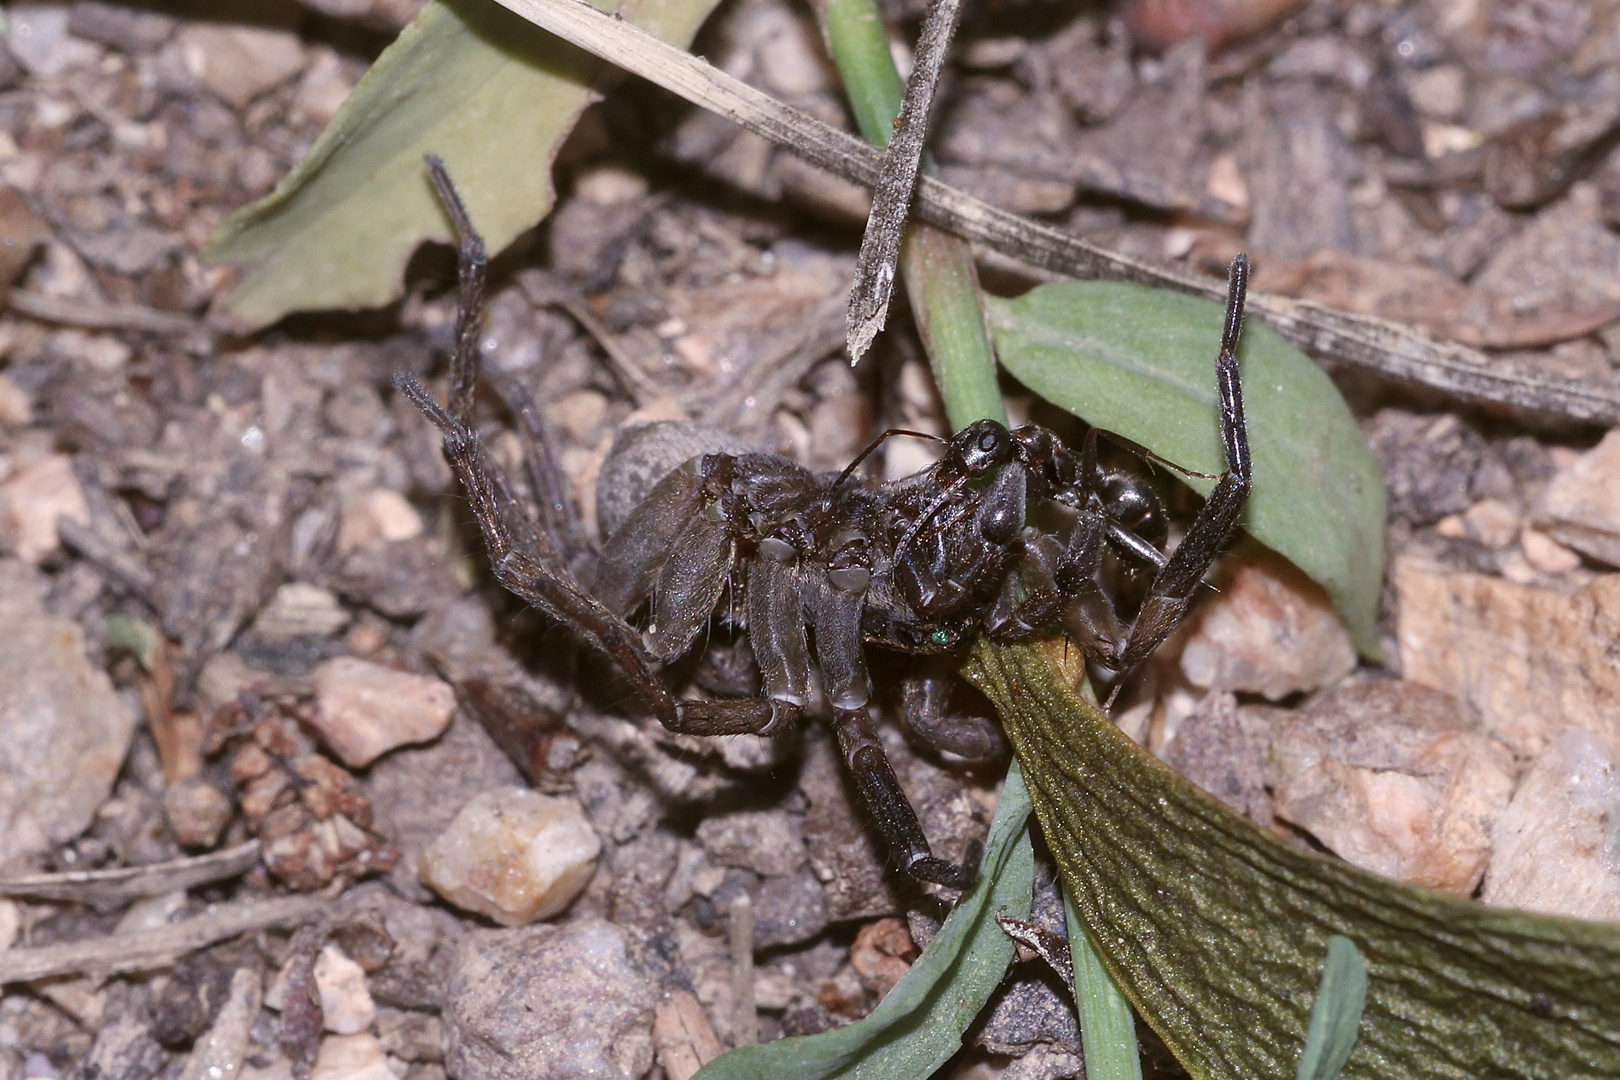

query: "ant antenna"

left=833, top=428, right=947, bottom=489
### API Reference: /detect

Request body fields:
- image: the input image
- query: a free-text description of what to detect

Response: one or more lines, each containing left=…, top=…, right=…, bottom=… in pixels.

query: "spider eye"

left=929, top=628, right=953, bottom=646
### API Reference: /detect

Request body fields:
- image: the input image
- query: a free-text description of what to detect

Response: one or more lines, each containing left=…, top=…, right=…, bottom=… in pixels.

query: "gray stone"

left=443, top=918, right=656, bottom=1080
left=752, top=869, right=829, bottom=949
left=1482, top=729, right=1620, bottom=920
left=67, top=2, right=178, bottom=52
left=1163, top=691, right=1273, bottom=827
left=0, top=559, right=136, bottom=871
left=695, top=810, right=805, bottom=878
left=67, top=1009, right=164, bottom=1080
left=976, top=976, right=1080, bottom=1055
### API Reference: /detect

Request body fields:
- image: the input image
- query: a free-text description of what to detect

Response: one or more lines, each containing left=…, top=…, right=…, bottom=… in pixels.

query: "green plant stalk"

left=815, top=0, right=1002, bottom=429
left=902, top=225, right=1004, bottom=429
left=1065, top=881, right=1144, bottom=1080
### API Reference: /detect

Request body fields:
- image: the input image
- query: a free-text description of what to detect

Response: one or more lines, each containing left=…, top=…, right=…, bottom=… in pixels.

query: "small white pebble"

left=1435, top=513, right=1467, bottom=540
left=1521, top=528, right=1582, bottom=574
left=0, top=898, right=19, bottom=950
left=0, top=453, right=89, bottom=563
left=309, top=657, right=455, bottom=767
left=310, top=1033, right=390, bottom=1080
left=253, top=582, right=351, bottom=641
left=575, top=164, right=649, bottom=206
left=314, top=945, right=376, bottom=1035
left=1462, top=498, right=1520, bottom=550
left=419, top=787, right=601, bottom=926
left=336, top=489, right=423, bottom=553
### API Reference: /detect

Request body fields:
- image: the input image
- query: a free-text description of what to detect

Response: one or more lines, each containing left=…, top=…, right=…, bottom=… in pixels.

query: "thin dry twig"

left=0, top=893, right=322, bottom=985
left=57, top=516, right=158, bottom=599
left=555, top=297, right=664, bottom=407
left=491, top=0, right=1620, bottom=426
left=7, top=290, right=205, bottom=336
left=729, top=893, right=757, bottom=1047
left=697, top=292, right=848, bottom=435
left=846, top=0, right=964, bottom=362
left=0, top=842, right=261, bottom=906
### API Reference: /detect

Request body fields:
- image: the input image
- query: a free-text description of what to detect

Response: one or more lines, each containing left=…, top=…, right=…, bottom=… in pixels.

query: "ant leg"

left=815, top=577, right=976, bottom=889
left=1116, top=254, right=1251, bottom=673
left=900, top=663, right=1008, bottom=763
left=896, top=463, right=1027, bottom=619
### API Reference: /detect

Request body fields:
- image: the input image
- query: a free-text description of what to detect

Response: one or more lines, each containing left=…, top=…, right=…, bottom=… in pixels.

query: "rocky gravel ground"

left=2, top=0, right=1620, bottom=1078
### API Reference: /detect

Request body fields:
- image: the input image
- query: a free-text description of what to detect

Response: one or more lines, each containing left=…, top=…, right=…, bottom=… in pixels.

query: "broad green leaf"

left=985, top=282, right=1385, bottom=656
left=1065, top=881, right=1142, bottom=1080
left=1296, top=937, right=1368, bottom=1080
left=204, top=0, right=720, bottom=327
left=967, top=638, right=1620, bottom=1080
left=694, top=760, right=1033, bottom=1080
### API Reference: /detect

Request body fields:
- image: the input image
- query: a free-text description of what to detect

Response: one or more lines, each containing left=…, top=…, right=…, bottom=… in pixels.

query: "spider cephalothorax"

left=398, top=157, right=1251, bottom=889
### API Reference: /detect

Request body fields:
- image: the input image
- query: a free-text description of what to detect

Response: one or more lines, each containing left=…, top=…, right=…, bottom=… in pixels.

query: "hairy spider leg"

left=811, top=567, right=977, bottom=890
left=406, top=156, right=974, bottom=888
left=899, top=661, right=1010, bottom=762
left=403, top=158, right=775, bottom=737
left=422, top=157, right=586, bottom=569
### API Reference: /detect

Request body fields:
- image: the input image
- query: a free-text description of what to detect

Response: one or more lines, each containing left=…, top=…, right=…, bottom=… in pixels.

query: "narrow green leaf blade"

left=694, top=760, right=1033, bottom=1080
left=203, top=0, right=719, bottom=327
left=967, top=639, right=1620, bottom=1080
left=1296, top=936, right=1368, bottom=1080
left=985, top=282, right=1385, bottom=656
left=1065, top=881, right=1142, bottom=1080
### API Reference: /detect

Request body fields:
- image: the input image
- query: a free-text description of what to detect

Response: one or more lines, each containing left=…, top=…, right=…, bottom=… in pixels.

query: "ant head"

left=949, top=420, right=1013, bottom=477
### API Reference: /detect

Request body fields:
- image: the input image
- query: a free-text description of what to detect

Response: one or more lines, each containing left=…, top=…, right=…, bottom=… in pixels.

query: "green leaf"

left=967, top=638, right=1620, bottom=1080
left=105, top=613, right=160, bottom=671
left=1296, top=937, right=1368, bottom=1080
left=203, top=0, right=721, bottom=327
left=985, top=281, right=1386, bottom=657
left=1065, top=881, right=1142, bottom=1080
left=694, top=760, right=1033, bottom=1080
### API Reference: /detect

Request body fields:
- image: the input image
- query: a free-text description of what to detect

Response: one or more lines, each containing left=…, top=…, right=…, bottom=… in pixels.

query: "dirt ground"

left=1, top=0, right=1619, bottom=1077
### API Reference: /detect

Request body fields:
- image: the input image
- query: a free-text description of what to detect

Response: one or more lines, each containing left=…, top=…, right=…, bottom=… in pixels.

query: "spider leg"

left=483, top=365, right=590, bottom=570
left=745, top=555, right=811, bottom=729
left=813, top=575, right=976, bottom=889
left=407, top=156, right=749, bottom=741
left=397, top=378, right=681, bottom=728
left=1114, top=253, right=1251, bottom=673
left=900, top=664, right=1008, bottom=763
